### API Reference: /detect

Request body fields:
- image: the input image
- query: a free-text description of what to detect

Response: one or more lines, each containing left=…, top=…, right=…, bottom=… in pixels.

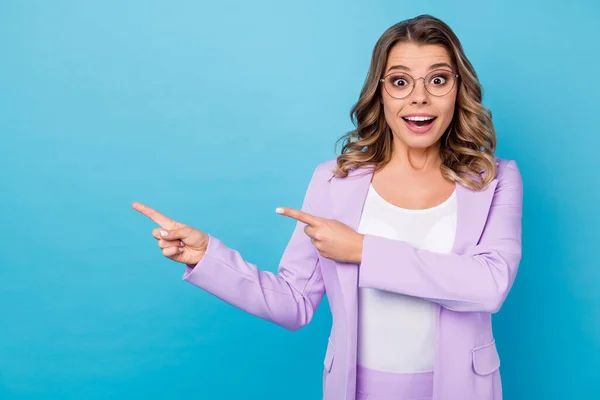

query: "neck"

left=389, top=140, right=442, bottom=173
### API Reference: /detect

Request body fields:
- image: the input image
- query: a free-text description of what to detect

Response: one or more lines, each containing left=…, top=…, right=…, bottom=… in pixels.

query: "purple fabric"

left=182, top=157, right=522, bottom=400
left=356, top=365, right=433, bottom=400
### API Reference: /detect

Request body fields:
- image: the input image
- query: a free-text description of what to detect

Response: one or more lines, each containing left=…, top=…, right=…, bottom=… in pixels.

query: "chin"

left=398, top=131, right=442, bottom=149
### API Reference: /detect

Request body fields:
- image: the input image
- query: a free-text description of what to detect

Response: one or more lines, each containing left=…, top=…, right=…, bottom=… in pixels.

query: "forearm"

left=183, top=235, right=325, bottom=331
left=359, top=234, right=521, bottom=313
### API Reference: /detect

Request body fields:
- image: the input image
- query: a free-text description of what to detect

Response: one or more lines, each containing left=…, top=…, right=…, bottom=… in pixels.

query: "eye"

left=390, top=76, right=410, bottom=87
left=429, top=73, right=450, bottom=86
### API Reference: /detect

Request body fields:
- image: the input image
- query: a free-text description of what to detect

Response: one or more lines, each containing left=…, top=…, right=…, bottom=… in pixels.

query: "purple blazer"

left=183, top=157, right=523, bottom=400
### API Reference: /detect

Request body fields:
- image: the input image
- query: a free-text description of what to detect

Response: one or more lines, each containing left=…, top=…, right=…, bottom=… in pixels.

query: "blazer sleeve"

left=358, top=160, right=523, bottom=313
left=181, top=165, right=326, bottom=331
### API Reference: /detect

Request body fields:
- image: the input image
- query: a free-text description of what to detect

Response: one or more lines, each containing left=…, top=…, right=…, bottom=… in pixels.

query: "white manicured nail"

left=275, top=207, right=284, bottom=214
left=178, top=248, right=183, bottom=252
left=160, top=230, right=168, bottom=237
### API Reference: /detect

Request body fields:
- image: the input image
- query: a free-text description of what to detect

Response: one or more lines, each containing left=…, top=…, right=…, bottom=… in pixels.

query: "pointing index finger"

left=276, top=207, right=321, bottom=226
left=132, top=202, right=176, bottom=228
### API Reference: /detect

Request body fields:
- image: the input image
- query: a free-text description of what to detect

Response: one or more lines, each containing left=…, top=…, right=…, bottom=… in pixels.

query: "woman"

left=133, top=14, right=523, bottom=400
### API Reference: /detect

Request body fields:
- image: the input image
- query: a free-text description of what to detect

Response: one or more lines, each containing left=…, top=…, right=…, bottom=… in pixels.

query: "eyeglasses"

left=379, top=69, right=460, bottom=99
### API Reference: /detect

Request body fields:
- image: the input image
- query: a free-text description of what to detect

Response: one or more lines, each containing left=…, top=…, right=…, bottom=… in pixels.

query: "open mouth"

left=402, top=116, right=437, bottom=128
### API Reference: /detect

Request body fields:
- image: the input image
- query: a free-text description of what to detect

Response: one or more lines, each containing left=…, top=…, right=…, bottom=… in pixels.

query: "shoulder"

left=310, top=159, right=338, bottom=181
left=494, top=157, right=519, bottom=178
left=315, top=158, right=338, bottom=173
left=301, top=159, right=337, bottom=195
left=492, top=156, right=523, bottom=193
left=301, top=159, right=338, bottom=213
left=312, top=158, right=375, bottom=180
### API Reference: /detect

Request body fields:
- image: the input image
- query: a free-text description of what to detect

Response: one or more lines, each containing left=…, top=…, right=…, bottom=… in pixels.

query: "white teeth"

left=404, top=116, right=435, bottom=121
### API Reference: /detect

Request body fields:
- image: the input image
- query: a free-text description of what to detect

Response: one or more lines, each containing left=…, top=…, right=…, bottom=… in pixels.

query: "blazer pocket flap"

left=324, top=338, right=335, bottom=372
left=472, top=339, right=500, bottom=376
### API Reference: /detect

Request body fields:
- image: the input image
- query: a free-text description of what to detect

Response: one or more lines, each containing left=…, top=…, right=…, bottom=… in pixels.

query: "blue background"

left=1, top=0, right=599, bottom=399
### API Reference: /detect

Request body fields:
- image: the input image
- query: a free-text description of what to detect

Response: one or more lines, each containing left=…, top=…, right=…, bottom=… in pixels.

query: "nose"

left=410, top=78, right=429, bottom=105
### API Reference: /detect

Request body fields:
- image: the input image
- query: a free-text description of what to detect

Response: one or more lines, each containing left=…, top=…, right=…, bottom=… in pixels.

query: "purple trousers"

left=355, top=365, right=434, bottom=400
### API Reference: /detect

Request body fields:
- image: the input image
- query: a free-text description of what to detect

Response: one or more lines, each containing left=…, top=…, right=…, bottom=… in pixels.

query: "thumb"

left=160, top=226, right=192, bottom=240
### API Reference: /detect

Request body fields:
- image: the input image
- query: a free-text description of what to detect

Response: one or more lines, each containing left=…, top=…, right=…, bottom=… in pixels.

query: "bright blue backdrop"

left=1, top=1, right=599, bottom=399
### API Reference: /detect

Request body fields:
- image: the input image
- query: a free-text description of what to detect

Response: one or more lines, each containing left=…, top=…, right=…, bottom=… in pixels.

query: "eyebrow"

left=386, top=62, right=453, bottom=74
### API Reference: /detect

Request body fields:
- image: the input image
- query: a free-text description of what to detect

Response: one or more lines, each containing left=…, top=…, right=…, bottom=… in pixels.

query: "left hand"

left=276, top=207, right=364, bottom=264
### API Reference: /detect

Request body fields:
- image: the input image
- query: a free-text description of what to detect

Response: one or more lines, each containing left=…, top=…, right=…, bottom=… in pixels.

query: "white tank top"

left=357, top=183, right=457, bottom=372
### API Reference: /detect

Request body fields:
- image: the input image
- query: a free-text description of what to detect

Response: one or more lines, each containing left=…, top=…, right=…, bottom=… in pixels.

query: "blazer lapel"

left=452, top=178, right=498, bottom=254
left=329, top=166, right=374, bottom=314
left=330, top=166, right=375, bottom=230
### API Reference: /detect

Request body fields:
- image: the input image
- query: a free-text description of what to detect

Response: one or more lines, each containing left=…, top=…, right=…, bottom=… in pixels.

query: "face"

left=380, top=42, right=458, bottom=151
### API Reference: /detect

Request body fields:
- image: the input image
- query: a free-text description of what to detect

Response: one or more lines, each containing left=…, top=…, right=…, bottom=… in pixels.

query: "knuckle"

left=158, top=239, right=178, bottom=249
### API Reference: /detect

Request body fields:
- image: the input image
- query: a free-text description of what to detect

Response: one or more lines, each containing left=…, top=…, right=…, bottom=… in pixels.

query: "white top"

left=357, top=183, right=457, bottom=373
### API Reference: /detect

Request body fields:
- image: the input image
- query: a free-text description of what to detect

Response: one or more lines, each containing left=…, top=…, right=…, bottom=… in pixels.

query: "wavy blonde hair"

left=333, top=14, right=497, bottom=190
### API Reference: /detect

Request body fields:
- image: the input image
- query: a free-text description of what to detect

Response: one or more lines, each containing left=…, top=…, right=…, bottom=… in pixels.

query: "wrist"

left=354, top=233, right=364, bottom=264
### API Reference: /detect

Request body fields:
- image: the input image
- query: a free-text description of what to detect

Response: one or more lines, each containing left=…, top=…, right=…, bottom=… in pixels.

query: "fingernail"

left=160, top=230, right=168, bottom=237
left=178, top=247, right=183, bottom=252
left=275, top=207, right=283, bottom=214
left=180, top=241, right=184, bottom=247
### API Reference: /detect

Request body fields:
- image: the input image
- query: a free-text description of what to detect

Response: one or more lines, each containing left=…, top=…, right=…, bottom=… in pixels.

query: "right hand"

left=132, top=202, right=209, bottom=265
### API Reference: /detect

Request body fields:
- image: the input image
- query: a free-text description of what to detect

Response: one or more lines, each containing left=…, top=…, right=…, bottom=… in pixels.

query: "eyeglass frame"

left=379, top=69, right=460, bottom=99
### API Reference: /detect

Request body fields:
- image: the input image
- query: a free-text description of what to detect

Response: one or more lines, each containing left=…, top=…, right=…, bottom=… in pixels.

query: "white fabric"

left=357, top=183, right=457, bottom=373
